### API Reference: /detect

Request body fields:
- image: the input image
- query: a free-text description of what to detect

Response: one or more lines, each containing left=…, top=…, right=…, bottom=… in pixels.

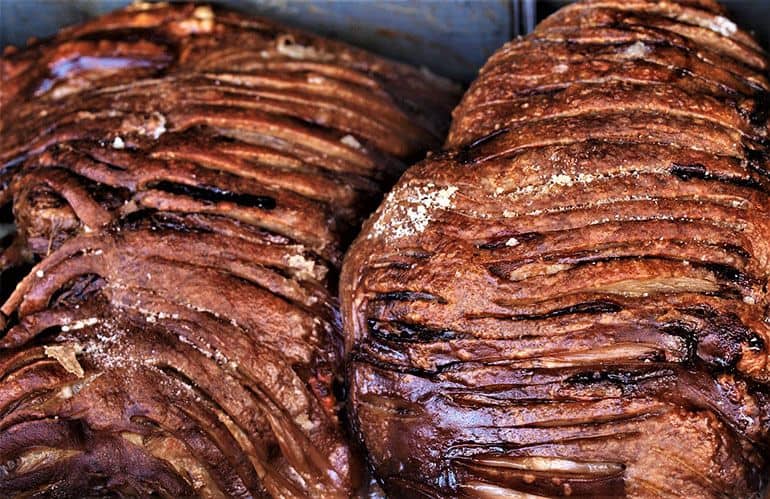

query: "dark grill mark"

left=515, top=300, right=623, bottom=320
left=75, top=28, right=176, bottom=49
left=457, top=127, right=509, bottom=164
left=702, top=262, right=752, bottom=287
left=149, top=181, right=277, bottom=210
left=671, top=162, right=768, bottom=192
left=750, top=90, right=769, bottom=126
left=374, top=291, right=446, bottom=303
left=368, top=319, right=458, bottom=343
left=567, top=367, right=672, bottom=387
left=747, top=149, right=770, bottom=180
left=118, top=210, right=209, bottom=234
left=670, top=163, right=707, bottom=181
left=718, top=243, right=751, bottom=261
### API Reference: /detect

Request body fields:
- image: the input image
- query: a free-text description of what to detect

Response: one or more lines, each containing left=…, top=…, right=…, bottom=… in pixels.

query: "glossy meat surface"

left=342, top=0, right=770, bottom=496
left=0, top=3, right=458, bottom=496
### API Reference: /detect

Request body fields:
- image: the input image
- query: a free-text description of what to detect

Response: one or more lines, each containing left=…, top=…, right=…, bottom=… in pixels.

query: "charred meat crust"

left=342, top=0, right=770, bottom=497
left=0, top=3, right=458, bottom=497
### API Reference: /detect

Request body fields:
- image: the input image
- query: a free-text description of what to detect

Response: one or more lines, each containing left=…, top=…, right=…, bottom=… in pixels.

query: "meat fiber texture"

left=0, top=2, right=459, bottom=497
left=341, top=0, right=770, bottom=497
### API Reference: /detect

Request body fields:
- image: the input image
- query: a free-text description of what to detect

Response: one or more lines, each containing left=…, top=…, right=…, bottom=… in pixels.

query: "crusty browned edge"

left=342, top=0, right=770, bottom=497
left=0, top=3, right=459, bottom=497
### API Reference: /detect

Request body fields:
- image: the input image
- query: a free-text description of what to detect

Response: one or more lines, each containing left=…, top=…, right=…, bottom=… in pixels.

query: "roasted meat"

left=0, top=3, right=458, bottom=496
left=341, top=0, right=770, bottom=497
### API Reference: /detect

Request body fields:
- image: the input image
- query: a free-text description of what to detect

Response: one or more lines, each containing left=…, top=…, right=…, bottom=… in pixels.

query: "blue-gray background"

left=1, top=0, right=768, bottom=83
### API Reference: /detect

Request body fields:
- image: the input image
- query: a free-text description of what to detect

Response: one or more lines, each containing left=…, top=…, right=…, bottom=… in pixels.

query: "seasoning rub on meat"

left=0, top=3, right=458, bottom=496
left=341, top=0, right=770, bottom=497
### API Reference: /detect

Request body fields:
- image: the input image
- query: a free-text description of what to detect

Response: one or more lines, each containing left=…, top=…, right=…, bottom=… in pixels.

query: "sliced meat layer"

left=343, top=1, right=770, bottom=497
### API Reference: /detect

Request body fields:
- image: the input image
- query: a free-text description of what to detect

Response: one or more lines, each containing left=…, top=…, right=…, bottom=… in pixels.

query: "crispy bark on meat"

left=342, top=0, right=770, bottom=497
left=0, top=2, right=458, bottom=497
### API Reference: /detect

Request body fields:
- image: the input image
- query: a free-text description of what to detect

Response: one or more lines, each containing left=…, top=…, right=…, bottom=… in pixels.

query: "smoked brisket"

left=342, top=0, right=770, bottom=497
left=0, top=3, right=458, bottom=496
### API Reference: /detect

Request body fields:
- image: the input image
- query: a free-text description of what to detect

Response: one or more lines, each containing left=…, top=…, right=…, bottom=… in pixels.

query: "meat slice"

left=342, top=0, right=770, bottom=497
left=0, top=3, right=458, bottom=496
